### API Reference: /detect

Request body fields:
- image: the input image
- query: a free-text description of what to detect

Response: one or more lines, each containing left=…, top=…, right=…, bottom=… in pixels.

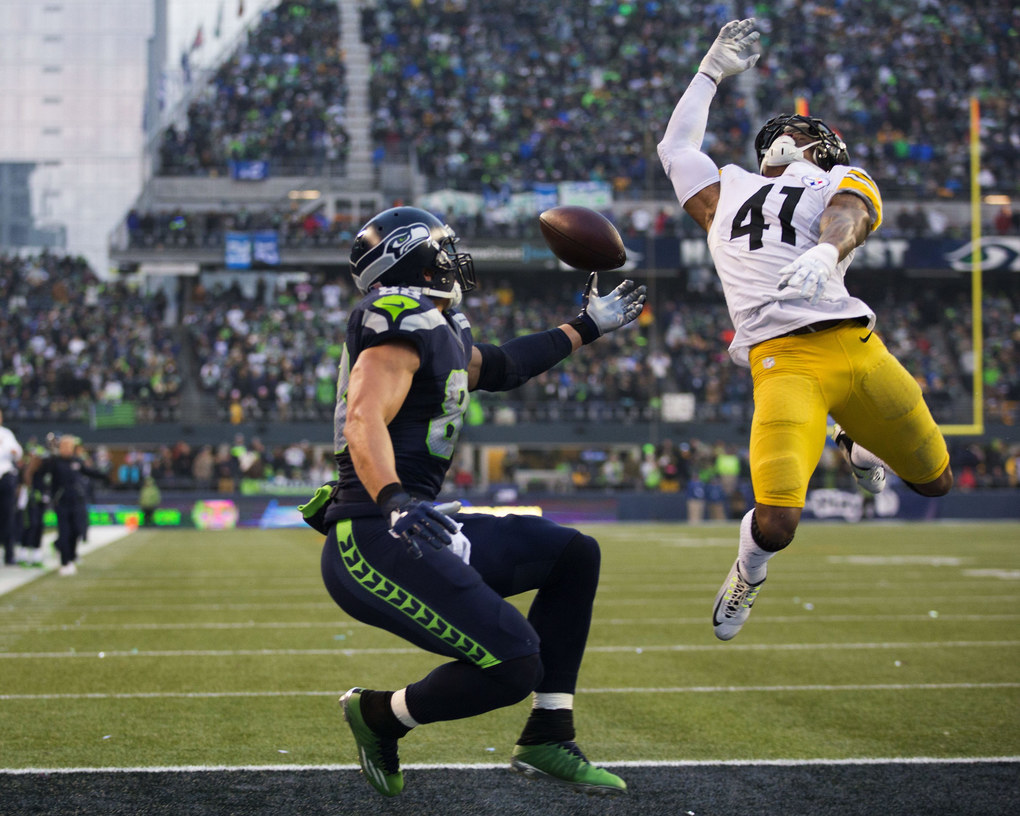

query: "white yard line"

left=2, top=682, right=1018, bottom=701
left=1, top=640, right=1018, bottom=659
left=1, top=612, right=1017, bottom=633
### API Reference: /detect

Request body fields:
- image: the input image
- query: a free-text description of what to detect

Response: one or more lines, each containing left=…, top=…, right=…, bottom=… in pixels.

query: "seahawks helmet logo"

left=385, top=223, right=433, bottom=259
left=353, top=222, right=435, bottom=291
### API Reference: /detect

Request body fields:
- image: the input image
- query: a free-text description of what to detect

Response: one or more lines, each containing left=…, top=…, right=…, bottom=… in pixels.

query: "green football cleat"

left=340, top=688, right=404, bottom=797
left=510, top=741, right=627, bottom=795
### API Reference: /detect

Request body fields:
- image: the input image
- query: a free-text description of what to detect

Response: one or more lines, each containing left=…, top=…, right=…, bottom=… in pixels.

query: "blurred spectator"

left=139, top=476, right=162, bottom=527
left=685, top=473, right=707, bottom=522
left=0, top=408, right=23, bottom=565
left=40, top=435, right=109, bottom=576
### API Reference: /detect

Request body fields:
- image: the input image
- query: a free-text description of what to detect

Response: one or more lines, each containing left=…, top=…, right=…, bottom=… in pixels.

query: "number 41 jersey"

left=333, top=286, right=473, bottom=514
left=707, top=160, right=883, bottom=367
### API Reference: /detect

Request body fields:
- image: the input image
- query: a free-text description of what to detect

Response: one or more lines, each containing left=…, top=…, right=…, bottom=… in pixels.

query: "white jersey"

left=707, top=160, right=882, bottom=366
left=0, top=426, right=22, bottom=479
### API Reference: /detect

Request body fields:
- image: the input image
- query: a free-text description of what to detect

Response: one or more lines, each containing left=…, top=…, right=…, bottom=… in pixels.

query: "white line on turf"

left=0, top=527, right=134, bottom=597
left=1, top=757, right=1018, bottom=775
left=1, top=640, right=1017, bottom=659
left=1, top=682, right=1017, bottom=701
left=1, top=612, right=1016, bottom=633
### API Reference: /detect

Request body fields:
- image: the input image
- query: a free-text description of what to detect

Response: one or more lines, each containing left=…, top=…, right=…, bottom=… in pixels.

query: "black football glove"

left=378, top=484, right=459, bottom=559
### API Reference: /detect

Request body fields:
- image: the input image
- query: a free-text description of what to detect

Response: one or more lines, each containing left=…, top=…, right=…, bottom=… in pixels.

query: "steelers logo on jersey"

left=801, top=175, right=830, bottom=190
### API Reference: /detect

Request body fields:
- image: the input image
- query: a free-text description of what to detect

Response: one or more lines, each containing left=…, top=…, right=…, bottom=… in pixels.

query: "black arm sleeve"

left=473, top=329, right=573, bottom=392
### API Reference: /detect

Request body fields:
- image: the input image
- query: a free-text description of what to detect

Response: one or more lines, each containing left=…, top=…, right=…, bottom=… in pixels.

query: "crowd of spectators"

left=1, top=249, right=1016, bottom=499
left=148, top=1, right=1016, bottom=216
left=0, top=253, right=180, bottom=424
left=362, top=0, right=1018, bottom=201
left=124, top=205, right=357, bottom=251
left=65, top=431, right=1020, bottom=508
left=183, top=275, right=345, bottom=423
left=120, top=195, right=1018, bottom=251
left=109, top=434, right=335, bottom=493
left=159, top=0, right=349, bottom=177
left=177, top=266, right=1017, bottom=431
left=3, top=250, right=1016, bottom=434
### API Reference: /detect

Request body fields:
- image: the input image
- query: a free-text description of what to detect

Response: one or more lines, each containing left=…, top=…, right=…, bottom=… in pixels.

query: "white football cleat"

left=712, top=559, right=765, bottom=641
left=831, top=423, right=886, bottom=494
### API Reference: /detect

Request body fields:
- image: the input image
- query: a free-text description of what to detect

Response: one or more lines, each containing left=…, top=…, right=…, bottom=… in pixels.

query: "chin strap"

left=759, top=134, right=820, bottom=173
left=406, top=283, right=462, bottom=309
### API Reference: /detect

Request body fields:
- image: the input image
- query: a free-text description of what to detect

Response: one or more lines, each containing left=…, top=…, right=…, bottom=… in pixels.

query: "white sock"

left=390, top=688, right=420, bottom=729
left=849, top=442, right=888, bottom=472
left=533, top=692, right=573, bottom=711
left=736, top=509, right=773, bottom=584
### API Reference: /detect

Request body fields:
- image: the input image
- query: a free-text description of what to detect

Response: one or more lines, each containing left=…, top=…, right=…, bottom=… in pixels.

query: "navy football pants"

left=321, top=512, right=599, bottom=716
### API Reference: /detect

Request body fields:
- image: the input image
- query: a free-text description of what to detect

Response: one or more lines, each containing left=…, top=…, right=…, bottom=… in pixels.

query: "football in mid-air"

left=538, top=206, right=627, bottom=271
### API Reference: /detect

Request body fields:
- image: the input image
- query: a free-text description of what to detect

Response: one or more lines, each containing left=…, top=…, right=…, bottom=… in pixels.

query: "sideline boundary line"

left=0, top=527, right=133, bottom=597
left=2, top=757, right=1018, bottom=775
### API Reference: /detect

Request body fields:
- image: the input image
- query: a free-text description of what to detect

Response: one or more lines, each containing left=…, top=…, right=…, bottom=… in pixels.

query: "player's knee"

left=566, top=532, right=600, bottom=573
left=753, top=506, right=799, bottom=550
left=908, top=466, right=953, bottom=497
left=483, top=653, right=544, bottom=706
left=548, top=531, right=601, bottom=589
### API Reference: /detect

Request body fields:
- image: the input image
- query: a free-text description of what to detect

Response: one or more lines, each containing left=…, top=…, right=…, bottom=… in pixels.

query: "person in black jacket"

left=40, top=435, right=109, bottom=576
left=18, top=444, right=50, bottom=567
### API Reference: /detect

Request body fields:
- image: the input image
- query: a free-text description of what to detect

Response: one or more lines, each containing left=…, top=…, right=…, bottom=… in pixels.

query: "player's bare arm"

left=345, top=340, right=419, bottom=501
left=818, top=192, right=872, bottom=259
left=682, top=183, right=721, bottom=234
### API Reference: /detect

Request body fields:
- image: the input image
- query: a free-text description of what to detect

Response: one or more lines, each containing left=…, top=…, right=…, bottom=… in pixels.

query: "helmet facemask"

left=755, top=114, right=849, bottom=173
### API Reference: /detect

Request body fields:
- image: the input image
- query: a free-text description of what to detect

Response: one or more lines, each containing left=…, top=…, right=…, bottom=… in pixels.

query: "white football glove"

left=434, top=501, right=471, bottom=564
left=572, top=272, right=647, bottom=343
left=699, top=18, right=761, bottom=84
left=776, top=243, right=840, bottom=305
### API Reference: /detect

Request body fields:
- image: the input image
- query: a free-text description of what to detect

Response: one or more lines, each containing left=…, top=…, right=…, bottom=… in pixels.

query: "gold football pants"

left=747, top=321, right=949, bottom=507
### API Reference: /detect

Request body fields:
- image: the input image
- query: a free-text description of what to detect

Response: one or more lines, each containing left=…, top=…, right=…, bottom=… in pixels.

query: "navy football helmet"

left=754, top=114, right=850, bottom=172
left=349, top=207, right=476, bottom=301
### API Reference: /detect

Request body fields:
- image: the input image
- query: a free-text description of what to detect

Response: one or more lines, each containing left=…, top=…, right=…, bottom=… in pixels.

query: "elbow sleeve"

left=659, top=146, right=720, bottom=206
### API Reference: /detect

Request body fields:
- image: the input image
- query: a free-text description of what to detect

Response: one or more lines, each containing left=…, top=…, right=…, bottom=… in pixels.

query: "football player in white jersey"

left=657, top=19, right=953, bottom=641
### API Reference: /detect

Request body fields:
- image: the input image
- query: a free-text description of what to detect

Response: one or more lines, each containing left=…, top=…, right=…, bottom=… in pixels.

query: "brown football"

left=538, top=206, right=627, bottom=271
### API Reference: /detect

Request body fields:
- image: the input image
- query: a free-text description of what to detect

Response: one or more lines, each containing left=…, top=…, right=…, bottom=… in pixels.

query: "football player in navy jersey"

left=310, top=206, right=645, bottom=797
left=657, top=19, right=952, bottom=641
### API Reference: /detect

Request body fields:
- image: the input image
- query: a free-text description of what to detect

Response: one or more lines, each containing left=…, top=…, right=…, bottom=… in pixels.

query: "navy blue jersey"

left=333, top=287, right=473, bottom=514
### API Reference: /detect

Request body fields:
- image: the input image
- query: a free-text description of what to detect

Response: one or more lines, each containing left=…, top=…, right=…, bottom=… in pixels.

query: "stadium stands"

left=363, top=0, right=1017, bottom=201
left=158, top=0, right=348, bottom=177
left=6, top=1, right=1018, bottom=501
left=0, top=252, right=180, bottom=425
left=3, top=249, right=1013, bottom=434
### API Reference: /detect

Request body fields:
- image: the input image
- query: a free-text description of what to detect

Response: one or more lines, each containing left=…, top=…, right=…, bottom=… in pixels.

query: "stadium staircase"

left=172, top=324, right=218, bottom=425
left=338, top=0, right=374, bottom=188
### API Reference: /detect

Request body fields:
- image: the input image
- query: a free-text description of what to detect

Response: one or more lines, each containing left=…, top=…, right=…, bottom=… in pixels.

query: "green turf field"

left=1, top=522, right=1018, bottom=771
